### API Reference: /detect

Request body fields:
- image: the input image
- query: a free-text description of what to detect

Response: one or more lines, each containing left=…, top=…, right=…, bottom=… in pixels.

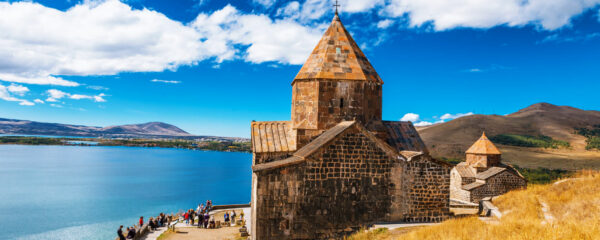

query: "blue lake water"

left=0, top=145, right=252, bottom=240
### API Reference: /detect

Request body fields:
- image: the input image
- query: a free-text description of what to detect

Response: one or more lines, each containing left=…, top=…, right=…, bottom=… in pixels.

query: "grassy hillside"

left=347, top=171, right=600, bottom=240
left=418, top=103, right=600, bottom=170
left=489, top=134, right=570, bottom=149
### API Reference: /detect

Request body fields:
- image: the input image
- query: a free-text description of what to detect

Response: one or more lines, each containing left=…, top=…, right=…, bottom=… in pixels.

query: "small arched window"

left=340, top=98, right=344, bottom=108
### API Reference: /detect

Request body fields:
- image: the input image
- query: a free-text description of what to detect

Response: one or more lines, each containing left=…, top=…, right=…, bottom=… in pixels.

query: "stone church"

left=450, top=133, right=527, bottom=204
left=250, top=13, right=452, bottom=240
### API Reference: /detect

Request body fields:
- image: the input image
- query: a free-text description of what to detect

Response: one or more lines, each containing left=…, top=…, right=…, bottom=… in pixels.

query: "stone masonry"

left=450, top=133, right=527, bottom=203
left=250, top=13, right=452, bottom=240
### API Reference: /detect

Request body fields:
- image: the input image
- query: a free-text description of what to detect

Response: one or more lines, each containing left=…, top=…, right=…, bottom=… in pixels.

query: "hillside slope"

left=0, top=118, right=191, bottom=137
left=418, top=103, right=600, bottom=170
left=350, top=171, right=600, bottom=240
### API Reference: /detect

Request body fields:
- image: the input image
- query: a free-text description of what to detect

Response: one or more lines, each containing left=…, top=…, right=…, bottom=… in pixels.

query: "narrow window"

left=340, top=98, right=344, bottom=108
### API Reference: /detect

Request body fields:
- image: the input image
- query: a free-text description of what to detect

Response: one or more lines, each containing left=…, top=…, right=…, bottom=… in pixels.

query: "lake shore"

left=0, top=135, right=251, bottom=153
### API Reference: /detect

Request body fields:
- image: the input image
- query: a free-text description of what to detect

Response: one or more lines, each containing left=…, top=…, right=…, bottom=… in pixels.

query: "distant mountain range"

left=0, top=118, right=246, bottom=141
left=417, top=103, right=600, bottom=170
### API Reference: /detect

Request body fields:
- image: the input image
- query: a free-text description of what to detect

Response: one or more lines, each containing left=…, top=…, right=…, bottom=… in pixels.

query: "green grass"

left=489, top=134, right=570, bottom=149
left=513, top=165, right=573, bottom=184
left=439, top=157, right=463, bottom=165
left=575, top=125, right=600, bottom=150
left=0, top=136, right=63, bottom=145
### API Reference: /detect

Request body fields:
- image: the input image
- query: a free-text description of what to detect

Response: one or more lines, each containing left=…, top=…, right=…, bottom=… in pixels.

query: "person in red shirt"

left=139, top=216, right=144, bottom=227
left=184, top=211, right=189, bottom=225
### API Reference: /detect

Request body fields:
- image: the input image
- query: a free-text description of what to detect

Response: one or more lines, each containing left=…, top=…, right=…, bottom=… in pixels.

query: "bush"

left=513, top=165, right=573, bottom=184
left=489, top=134, right=570, bottom=149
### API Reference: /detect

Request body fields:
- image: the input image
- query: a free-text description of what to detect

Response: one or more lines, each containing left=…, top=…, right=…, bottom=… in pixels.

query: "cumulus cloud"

left=401, top=111, right=474, bottom=126
left=400, top=113, right=420, bottom=122
left=276, top=1, right=300, bottom=19
left=34, top=99, right=45, bottom=104
left=151, top=79, right=182, bottom=84
left=191, top=5, right=324, bottom=64
left=339, top=0, right=384, bottom=13
left=0, top=84, right=34, bottom=106
left=7, top=84, right=29, bottom=96
left=254, top=0, right=277, bottom=8
left=384, top=0, right=600, bottom=31
left=46, top=89, right=68, bottom=102
left=377, top=19, right=394, bottom=29
left=0, top=0, right=329, bottom=89
left=47, top=89, right=106, bottom=102
left=440, top=112, right=474, bottom=120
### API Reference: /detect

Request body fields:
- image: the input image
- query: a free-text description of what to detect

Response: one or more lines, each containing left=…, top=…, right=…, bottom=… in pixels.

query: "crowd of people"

left=117, top=212, right=173, bottom=240
left=117, top=199, right=245, bottom=239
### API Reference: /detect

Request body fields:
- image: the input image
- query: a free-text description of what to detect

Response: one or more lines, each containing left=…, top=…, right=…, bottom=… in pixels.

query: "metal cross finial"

left=333, top=0, right=340, bottom=14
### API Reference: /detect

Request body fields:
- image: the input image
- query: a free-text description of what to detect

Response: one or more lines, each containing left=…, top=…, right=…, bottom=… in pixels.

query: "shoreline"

left=0, top=136, right=251, bottom=153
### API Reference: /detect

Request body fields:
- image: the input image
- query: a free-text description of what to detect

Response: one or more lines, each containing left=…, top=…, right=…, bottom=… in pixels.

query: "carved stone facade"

left=250, top=13, right=452, bottom=240
left=450, top=133, right=527, bottom=203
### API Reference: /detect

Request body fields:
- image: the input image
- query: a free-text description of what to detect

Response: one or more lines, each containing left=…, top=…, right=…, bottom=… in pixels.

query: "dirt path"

left=160, top=226, right=240, bottom=240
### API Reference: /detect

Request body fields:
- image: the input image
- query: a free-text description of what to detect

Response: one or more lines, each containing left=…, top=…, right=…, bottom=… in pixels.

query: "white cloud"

left=46, top=89, right=68, bottom=102
left=7, top=84, right=29, bottom=96
left=34, top=99, right=44, bottom=104
left=414, top=121, right=434, bottom=127
left=402, top=111, right=474, bottom=126
left=151, top=79, right=182, bottom=84
left=385, top=0, right=600, bottom=31
left=0, top=0, right=207, bottom=86
left=254, top=0, right=277, bottom=8
left=400, top=113, right=420, bottom=122
left=50, top=103, right=63, bottom=108
left=47, top=89, right=106, bottom=102
left=0, top=1, right=327, bottom=88
left=276, top=1, right=300, bottom=19
left=440, top=112, right=474, bottom=120
left=339, top=0, right=384, bottom=13
left=0, top=84, right=34, bottom=106
left=19, top=100, right=34, bottom=106
left=377, top=19, right=394, bottom=29
left=191, top=5, right=324, bottom=65
left=86, top=85, right=109, bottom=91
left=468, top=68, right=482, bottom=72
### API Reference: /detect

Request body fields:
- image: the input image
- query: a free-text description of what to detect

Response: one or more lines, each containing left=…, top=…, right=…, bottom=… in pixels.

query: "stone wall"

left=470, top=171, right=527, bottom=203
left=316, top=80, right=382, bottom=130
left=399, top=155, right=451, bottom=222
left=253, top=126, right=452, bottom=239
left=254, top=165, right=306, bottom=240
left=449, top=169, right=471, bottom=202
left=466, top=154, right=500, bottom=168
left=291, top=81, right=319, bottom=131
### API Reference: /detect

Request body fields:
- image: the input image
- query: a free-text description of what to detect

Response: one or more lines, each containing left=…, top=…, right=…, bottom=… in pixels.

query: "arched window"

left=340, top=98, right=344, bottom=108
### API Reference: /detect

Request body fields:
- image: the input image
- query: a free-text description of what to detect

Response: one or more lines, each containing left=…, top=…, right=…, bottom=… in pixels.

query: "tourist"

left=224, top=211, right=230, bottom=225
left=154, top=217, right=159, bottom=229
left=117, top=225, right=125, bottom=240
left=204, top=212, right=209, bottom=228
left=190, top=209, right=195, bottom=226
left=127, top=227, right=136, bottom=239
left=184, top=211, right=189, bottom=225
left=209, top=217, right=215, bottom=229
left=198, top=212, right=204, bottom=228
left=231, top=210, right=236, bottom=225
left=149, top=217, right=156, bottom=230
left=139, top=216, right=144, bottom=227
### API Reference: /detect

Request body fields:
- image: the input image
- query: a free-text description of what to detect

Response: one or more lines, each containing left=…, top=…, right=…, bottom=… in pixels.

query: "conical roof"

left=294, top=14, right=382, bottom=83
left=466, top=132, right=501, bottom=155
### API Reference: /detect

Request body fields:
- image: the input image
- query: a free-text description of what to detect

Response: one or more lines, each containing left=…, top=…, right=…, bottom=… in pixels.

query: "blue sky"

left=0, top=0, right=599, bottom=137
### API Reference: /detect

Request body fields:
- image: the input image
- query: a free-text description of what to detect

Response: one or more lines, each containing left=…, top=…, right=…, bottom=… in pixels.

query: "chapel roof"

left=466, top=132, right=501, bottom=155
left=251, top=121, right=297, bottom=153
left=294, top=13, right=382, bottom=83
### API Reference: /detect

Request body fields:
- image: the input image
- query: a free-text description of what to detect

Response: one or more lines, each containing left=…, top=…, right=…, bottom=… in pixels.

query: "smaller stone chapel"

left=450, top=133, right=527, bottom=204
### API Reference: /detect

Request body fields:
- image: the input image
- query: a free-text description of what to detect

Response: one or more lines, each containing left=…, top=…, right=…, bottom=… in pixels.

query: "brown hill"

left=417, top=103, right=600, bottom=170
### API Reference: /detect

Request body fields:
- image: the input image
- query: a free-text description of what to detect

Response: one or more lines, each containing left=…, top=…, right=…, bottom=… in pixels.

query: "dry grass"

left=350, top=171, right=600, bottom=240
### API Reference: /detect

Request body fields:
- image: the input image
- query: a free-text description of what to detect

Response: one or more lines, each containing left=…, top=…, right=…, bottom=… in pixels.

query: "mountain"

left=417, top=103, right=600, bottom=170
left=0, top=118, right=192, bottom=137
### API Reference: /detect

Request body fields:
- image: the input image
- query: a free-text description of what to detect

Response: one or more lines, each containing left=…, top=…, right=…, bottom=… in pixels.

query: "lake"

left=0, top=145, right=252, bottom=240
